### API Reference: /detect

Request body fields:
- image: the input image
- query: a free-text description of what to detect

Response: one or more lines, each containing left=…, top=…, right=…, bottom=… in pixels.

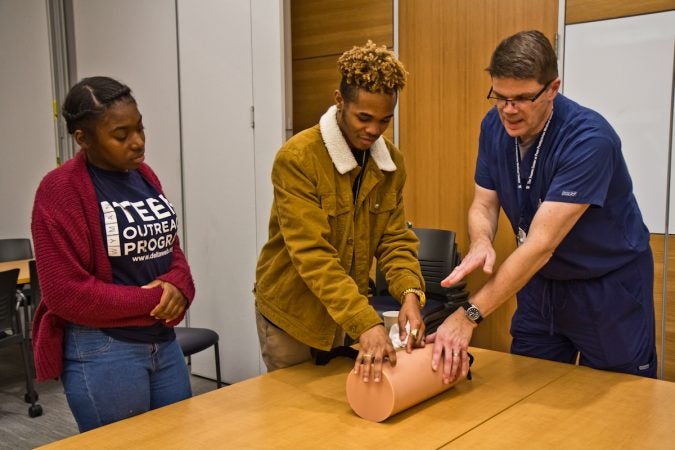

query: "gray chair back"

left=0, top=267, right=43, bottom=417
left=0, top=239, right=33, bottom=262
left=28, top=260, right=41, bottom=309
left=375, top=227, right=460, bottom=301
left=0, top=268, right=20, bottom=332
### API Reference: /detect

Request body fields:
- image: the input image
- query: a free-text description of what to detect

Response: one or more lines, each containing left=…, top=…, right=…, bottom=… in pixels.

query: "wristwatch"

left=400, top=288, right=426, bottom=309
left=462, top=302, right=483, bottom=324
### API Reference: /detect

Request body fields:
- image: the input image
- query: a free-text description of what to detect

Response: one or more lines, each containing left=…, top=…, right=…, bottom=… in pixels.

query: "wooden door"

left=290, top=0, right=393, bottom=135
left=399, top=0, right=558, bottom=351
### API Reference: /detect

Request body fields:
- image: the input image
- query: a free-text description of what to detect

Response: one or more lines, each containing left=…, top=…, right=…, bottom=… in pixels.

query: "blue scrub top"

left=475, top=94, right=649, bottom=280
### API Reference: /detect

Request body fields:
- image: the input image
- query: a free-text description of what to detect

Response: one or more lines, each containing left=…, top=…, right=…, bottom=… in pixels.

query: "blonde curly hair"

left=337, top=40, right=407, bottom=101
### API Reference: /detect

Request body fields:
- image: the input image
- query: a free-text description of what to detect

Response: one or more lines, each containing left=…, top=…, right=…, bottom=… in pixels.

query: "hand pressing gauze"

left=388, top=321, right=409, bottom=349
left=346, top=344, right=468, bottom=422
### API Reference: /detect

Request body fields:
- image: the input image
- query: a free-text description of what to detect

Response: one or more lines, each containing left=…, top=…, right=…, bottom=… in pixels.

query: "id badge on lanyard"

left=517, top=226, right=528, bottom=247
left=516, top=152, right=537, bottom=247
left=516, top=197, right=542, bottom=246
left=515, top=110, right=553, bottom=247
left=516, top=188, right=538, bottom=247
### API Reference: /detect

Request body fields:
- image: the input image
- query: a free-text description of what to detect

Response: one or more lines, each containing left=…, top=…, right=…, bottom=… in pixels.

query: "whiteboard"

left=563, top=11, right=675, bottom=233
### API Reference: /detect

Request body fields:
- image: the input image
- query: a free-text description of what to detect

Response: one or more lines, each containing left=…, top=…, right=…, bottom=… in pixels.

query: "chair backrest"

left=0, top=268, right=20, bottom=332
left=376, top=227, right=459, bottom=301
left=28, top=259, right=41, bottom=309
left=414, top=228, right=458, bottom=299
left=0, top=238, right=33, bottom=262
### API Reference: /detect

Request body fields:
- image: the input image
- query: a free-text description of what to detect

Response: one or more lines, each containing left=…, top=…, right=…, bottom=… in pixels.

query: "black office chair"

left=370, top=227, right=470, bottom=333
left=0, top=239, right=35, bottom=330
left=0, top=238, right=33, bottom=262
left=0, top=269, right=42, bottom=417
left=175, top=326, right=224, bottom=388
left=24, top=260, right=41, bottom=338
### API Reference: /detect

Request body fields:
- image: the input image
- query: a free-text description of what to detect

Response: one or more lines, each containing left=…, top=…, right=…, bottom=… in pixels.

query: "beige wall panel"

left=652, top=234, right=664, bottom=375
left=291, top=0, right=392, bottom=60
left=652, top=235, right=675, bottom=381
left=292, top=54, right=394, bottom=141
left=667, top=236, right=675, bottom=380
left=399, top=0, right=557, bottom=351
left=293, top=55, right=340, bottom=133
left=566, top=0, right=675, bottom=24
left=652, top=234, right=675, bottom=381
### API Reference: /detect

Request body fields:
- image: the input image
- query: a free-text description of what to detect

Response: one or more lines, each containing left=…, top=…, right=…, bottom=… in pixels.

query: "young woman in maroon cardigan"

left=31, top=76, right=195, bottom=432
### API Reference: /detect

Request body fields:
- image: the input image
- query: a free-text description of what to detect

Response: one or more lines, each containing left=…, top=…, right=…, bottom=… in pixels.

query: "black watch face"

left=466, top=306, right=481, bottom=321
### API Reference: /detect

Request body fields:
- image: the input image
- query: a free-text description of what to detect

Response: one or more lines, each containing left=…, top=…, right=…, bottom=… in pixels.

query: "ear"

left=334, top=89, right=344, bottom=111
left=549, top=78, right=562, bottom=98
left=73, top=129, right=88, bottom=149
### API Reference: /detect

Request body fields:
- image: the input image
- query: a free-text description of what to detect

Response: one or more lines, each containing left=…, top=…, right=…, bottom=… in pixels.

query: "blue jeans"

left=62, top=324, right=192, bottom=432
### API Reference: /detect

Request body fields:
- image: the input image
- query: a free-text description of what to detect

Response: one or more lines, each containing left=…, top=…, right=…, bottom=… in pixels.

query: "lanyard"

left=515, top=110, right=553, bottom=245
left=515, top=109, right=554, bottom=191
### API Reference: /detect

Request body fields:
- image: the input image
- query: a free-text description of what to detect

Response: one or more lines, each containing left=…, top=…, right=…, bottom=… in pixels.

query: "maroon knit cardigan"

left=31, top=151, right=195, bottom=381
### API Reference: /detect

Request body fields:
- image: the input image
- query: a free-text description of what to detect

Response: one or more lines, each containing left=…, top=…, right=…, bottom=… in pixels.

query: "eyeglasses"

left=486, top=80, right=552, bottom=108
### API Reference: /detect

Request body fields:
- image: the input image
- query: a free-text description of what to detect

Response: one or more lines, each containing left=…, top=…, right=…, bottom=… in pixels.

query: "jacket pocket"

left=321, top=193, right=353, bottom=243
left=369, top=192, right=397, bottom=214
left=368, top=192, right=398, bottom=241
left=64, top=326, right=114, bottom=360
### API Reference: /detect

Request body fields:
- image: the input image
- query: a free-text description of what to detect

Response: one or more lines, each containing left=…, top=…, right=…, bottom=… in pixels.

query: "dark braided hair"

left=61, top=76, right=135, bottom=135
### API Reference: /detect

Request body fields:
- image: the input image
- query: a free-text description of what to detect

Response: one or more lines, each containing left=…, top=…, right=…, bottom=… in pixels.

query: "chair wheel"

left=24, top=391, right=39, bottom=403
left=28, top=404, right=43, bottom=417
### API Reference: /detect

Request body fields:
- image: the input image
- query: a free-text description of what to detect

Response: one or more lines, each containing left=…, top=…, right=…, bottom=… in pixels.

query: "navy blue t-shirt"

left=88, top=164, right=177, bottom=342
left=475, top=95, right=649, bottom=279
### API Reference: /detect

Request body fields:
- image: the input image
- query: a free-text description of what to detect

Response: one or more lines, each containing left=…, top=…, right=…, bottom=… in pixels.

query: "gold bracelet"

left=400, top=288, right=426, bottom=309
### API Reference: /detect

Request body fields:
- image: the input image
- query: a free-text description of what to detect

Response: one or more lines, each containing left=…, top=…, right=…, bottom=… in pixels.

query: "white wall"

left=70, top=0, right=184, bottom=235
left=177, top=0, right=285, bottom=382
left=251, top=1, right=286, bottom=254
left=177, top=0, right=258, bottom=382
left=251, top=0, right=287, bottom=374
left=563, top=11, right=675, bottom=233
left=68, top=0, right=285, bottom=382
left=0, top=0, right=58, bottom=241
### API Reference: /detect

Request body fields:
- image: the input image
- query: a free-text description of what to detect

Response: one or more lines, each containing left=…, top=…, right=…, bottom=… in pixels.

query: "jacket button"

left=374, top=203, right=380, bottom=209
left=347, top=238, right=353, bottom=245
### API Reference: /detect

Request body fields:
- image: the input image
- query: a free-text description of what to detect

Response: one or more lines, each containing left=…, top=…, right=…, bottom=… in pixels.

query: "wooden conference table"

left=39, top=347, right=675, bottom=449
left=0, top=258, right=30, bottom=284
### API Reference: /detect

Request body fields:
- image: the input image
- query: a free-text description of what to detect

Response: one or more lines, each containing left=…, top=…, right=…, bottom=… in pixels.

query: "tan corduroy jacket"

left=254, top=105, right=424, bottom=350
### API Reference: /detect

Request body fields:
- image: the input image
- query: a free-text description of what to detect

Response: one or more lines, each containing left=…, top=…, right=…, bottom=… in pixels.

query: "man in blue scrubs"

left=427, top=30, right=657, bottom=383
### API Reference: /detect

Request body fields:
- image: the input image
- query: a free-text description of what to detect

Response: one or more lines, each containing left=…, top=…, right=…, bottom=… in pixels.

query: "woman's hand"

left=354, top=325, right=397, bottom=383
left=144, top=280, right=187, bottom=323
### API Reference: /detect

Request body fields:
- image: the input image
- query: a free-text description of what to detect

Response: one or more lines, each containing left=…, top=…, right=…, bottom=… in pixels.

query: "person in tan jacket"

left=255, top=41, right=425, bottom=383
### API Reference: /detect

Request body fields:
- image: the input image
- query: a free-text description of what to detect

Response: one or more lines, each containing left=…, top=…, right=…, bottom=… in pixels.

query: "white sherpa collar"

left=319, top=105, right=397, bottom=175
